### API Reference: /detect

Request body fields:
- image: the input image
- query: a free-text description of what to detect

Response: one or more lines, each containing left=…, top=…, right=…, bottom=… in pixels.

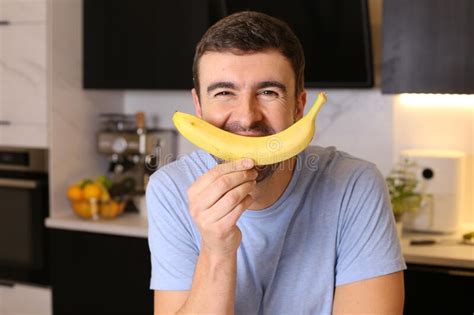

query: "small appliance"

left=97, top=112, right=177, bottom=196
left=401, top=149, right=466, bottom=234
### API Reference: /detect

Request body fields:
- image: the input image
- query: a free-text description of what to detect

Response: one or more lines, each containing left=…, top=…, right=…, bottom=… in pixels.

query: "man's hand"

left=187, top=158, right=258, bottom=255
left=155, top=159, right=257, bottom=315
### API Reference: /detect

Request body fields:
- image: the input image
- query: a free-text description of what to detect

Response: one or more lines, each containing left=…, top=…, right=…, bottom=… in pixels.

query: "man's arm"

left=333, top=271, right=405, bottom=315
left=154, top=291, right=188, bottom=315
left=154, top=250, right=238, bottom=315
left=154, top=249, right=237, bottom=315
left=153, top=159, right=257, bottom=314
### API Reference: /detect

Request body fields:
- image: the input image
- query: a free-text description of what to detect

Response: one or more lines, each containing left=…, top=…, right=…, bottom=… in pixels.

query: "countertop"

left=46, top=213, right=474, bottom=269
left=45, top=212, right=148, bottom=238
left=400, top=229, right=474, bottom=269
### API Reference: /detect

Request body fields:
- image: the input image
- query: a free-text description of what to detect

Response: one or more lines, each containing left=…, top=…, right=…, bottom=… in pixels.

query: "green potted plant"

left=386, top=158, right=424, bottom=236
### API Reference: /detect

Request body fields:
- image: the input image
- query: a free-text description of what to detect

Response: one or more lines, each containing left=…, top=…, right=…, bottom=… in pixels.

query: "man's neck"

left=248, top=157, right=297, bottom=210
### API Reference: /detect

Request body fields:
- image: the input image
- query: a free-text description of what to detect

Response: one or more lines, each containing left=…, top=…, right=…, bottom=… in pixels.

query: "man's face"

left=192, top=49, right=306, bottom=182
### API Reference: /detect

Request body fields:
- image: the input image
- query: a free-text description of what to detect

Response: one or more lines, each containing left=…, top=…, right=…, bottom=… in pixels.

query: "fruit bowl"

left=70, top=199, right=126, bottom=220
left=67, top=176, right=131, bottom=220
left=67, top=176, right=126, bottom=220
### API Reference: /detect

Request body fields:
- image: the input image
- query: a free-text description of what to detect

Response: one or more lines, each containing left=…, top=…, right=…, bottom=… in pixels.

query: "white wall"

left=49, top=0, right=124, bottom=217
left=393, top=96, right=474, bottom=223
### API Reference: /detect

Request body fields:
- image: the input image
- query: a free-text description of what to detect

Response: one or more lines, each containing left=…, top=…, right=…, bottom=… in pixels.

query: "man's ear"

left=191, top=88, right=203, bottom=118
left=295, top=90, right=307, bottom=120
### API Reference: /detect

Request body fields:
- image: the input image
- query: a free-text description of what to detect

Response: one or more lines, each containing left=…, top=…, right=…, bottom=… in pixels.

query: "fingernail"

left=243, top=159, right=254, bottom=168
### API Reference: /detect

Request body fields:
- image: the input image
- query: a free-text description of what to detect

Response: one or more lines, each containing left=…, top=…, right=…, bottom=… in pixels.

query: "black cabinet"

left=50, top=229, right=153, bottom=315
left=83, top=0, right=373, bottom=90
left=83, top=0, right=210, bottom=89
left=404, top=264, right=474, bottom=314
left=382, top=0, right=474, bottom=94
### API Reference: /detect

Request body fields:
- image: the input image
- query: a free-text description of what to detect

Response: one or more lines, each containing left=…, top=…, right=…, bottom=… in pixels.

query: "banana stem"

left=307, top=92, right=327, bottom=120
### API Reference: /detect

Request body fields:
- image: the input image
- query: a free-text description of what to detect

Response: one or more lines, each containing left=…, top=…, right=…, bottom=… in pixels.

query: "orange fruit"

left=98, top=200, right=126, bottom=219
left=67, top=185, right=83, bottom=201
left=99, top=203, right=110, bottom=217
left=100, top=202, right=111, bottom=217
left=117, top=201, right=125, bottom=214
left=72, top=200, right=93, bottom=219
left=83, top=183, right=102, bottom=199
left=99, top=200, right=124, bottom=219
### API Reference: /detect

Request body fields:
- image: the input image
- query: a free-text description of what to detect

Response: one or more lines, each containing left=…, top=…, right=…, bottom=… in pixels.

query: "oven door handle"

left=0, top=178, right=39, bottom=189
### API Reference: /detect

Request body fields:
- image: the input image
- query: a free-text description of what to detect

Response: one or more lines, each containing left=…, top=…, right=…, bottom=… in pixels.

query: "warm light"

left=401, top=149, right=465, bottom=158
left=398, top=93, right=474, bottom=109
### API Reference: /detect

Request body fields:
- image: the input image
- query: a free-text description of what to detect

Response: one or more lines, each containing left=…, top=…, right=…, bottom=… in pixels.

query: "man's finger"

left=203, top=180, right=256, bottom=223
left=218, top=194, right=254, bottom=227
left=194, top=169, right=258, bottom=211
left=191, top=158, right=255, bottom=196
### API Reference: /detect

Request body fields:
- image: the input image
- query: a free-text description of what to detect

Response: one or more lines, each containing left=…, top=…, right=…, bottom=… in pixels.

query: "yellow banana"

left=173, top=92, right=327, bottom=165
left=96, top=181, right=111, bottom=203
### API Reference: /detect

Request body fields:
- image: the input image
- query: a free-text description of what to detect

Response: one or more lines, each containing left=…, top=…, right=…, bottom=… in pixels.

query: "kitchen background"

left=48, top=0, right=473, bottom=221
left=0, top=0, right=472, bottom=314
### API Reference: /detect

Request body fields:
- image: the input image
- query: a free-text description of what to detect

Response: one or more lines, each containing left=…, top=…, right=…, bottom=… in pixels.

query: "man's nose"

left=235, top=97, right=263, bottom=129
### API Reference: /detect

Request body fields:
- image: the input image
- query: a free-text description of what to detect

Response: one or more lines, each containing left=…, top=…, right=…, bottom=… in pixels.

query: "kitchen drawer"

left=50, top=229, right=153, bottom=315
left=404, top=263, right=474, bottom=314
left=0, top=0, right=46, bottom=22
left=0, top=123, right=48, bottom=148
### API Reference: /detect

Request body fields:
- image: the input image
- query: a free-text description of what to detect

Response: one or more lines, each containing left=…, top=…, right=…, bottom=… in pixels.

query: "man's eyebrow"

left=257, top=81, right=287, bottom=92
left=207, top=82, right=236, bottom=94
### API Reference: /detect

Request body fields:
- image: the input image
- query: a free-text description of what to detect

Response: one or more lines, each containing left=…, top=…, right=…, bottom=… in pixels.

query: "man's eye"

left=260, top=90, right=279, bottom=97
left=215, top=91, right=232, bottom=97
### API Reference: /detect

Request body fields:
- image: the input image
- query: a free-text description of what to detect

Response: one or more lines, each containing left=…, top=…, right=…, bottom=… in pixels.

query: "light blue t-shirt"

left=147, top=146, right=406, bottom=315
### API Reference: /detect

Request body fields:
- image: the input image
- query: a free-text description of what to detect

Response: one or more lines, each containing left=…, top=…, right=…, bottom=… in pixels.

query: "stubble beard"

left=211, top=121, right=281, bottom=183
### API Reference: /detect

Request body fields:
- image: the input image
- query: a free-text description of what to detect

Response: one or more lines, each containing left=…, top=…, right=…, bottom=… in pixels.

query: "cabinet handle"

left=0, top=120, right=11, bottom=125
left=447, top=270, right=474, bottom=278
left=0, top=280, right=14, bottom=287
left=0, top=20, right=11, bottom=26
left=0, top=178, right=39, bottom=189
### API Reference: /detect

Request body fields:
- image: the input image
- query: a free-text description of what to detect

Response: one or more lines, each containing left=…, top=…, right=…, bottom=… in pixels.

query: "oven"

left=0, top=147, right=49, bottom=286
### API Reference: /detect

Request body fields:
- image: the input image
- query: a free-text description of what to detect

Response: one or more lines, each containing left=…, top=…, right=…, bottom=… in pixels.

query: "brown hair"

left=192, top=11, right=305, bottom=98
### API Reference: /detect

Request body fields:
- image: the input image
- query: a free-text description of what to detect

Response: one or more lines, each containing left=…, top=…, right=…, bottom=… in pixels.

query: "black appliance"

left=0, top=147, right=49, bottom=286
left=83, top=0, right=373, bottom=90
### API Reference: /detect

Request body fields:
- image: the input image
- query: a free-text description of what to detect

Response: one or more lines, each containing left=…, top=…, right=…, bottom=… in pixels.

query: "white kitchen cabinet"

left=0, top=0, right=46, bottom=22
left=0, top=24, right=47, bottom=124
left=0, top=283, right=51, bottom=315
left=0, top=0, right=47, bottom=147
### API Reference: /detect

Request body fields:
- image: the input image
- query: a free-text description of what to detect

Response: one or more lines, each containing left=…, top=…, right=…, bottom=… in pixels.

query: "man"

left=147, top=11, right=406, bottom=314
